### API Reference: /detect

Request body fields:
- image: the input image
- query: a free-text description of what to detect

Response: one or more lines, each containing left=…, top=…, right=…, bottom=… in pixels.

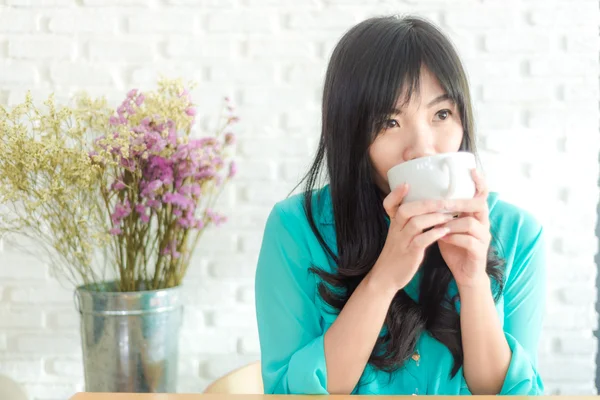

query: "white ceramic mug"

left=387, top=152, right=477, bottom=204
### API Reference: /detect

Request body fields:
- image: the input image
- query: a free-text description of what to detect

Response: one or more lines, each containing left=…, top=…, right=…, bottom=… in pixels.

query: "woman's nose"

left=402, top=129, right=436, bottom=161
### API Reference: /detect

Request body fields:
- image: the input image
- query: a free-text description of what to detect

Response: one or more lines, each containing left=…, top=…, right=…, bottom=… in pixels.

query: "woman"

left=254, top=15, right=545, bottom=395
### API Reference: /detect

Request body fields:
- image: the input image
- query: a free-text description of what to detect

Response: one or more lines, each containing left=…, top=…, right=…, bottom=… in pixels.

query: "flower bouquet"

left=0, top=78, right=238, bottom=392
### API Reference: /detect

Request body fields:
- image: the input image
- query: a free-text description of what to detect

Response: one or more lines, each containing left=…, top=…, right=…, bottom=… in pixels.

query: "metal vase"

left=75, top=282, right=183, bottom=393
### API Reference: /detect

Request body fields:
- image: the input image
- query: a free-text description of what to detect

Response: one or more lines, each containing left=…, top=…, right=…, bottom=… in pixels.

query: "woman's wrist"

left=364, top=264, right=401, bottom=301
left=457, top=273, right=492, bottom=297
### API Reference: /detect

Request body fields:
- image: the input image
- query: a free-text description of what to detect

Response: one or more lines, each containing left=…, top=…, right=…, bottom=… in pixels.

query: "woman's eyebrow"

left=390, top=94, right=453, bottom=115
left=427, top=93, right=452, bottom=107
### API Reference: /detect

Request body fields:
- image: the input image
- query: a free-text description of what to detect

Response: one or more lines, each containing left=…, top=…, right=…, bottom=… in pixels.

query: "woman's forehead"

left=393, top=69, right=448, bottom=110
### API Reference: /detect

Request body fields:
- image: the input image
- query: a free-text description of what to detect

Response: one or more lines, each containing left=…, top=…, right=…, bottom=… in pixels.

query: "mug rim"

left=387, top=151, right=475, bottom=174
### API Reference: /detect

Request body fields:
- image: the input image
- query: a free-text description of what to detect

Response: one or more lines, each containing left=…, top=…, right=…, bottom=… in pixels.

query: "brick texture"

left=0, top=0, right=598, bottom=398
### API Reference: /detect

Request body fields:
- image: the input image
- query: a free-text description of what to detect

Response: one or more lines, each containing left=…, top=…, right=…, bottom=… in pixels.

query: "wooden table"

left=69, top=395, right=599, bottom=400
left=70, top=396, right=292, bottom=400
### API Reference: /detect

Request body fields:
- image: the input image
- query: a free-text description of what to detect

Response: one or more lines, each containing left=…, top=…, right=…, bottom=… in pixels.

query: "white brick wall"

left=0, top=0, right=598, bottom=398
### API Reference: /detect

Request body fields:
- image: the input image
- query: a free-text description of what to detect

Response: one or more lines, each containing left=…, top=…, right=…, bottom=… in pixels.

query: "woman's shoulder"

left=259, top=187, right=334, bottom=280
left=488, top=191, right=543, bottom=243
left=263, top=185, right=332, bottom=246
left=269, top=185, right=331, bottom=227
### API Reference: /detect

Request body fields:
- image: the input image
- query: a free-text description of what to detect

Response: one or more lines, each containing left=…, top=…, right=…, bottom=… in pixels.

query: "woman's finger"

left=401, top=212, right=456, bottom=239
left=383, top=183, right=409, bottom=219
left=411, top=226, right=451, bottom=250
left=395, top=198, right=452, bottom=229
left=441, top=216, right=490, bottom=243
left=438, top=233, right=483, bottom=252
left=445, top=196, right=488, bottom=218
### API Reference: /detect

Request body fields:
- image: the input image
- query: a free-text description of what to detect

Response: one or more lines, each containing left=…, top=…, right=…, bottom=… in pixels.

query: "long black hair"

left=297, top=16, right=505, bottom=378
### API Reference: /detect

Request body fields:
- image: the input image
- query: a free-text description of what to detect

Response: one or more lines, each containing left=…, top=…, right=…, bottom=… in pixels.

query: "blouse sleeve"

left=255, top=204, right=329, bottom=394
left=499, top=223, right=546, bottom=394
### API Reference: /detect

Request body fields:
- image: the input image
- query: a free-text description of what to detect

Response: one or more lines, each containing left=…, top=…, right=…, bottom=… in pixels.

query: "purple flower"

left=163, top=193, right=194, bottom=210
left=147, top=199, right=161, bottom=209
left=177, top=216, right=194, bottom=228
left=135, top=94, right=145, bottom=107
left=174, top=178, right=184, bottom=190
left=144, top=156, right=174, bottom=186
left=111, top=180, right=126, bottom=191
left=111, top=200, right=132, bottom=224
left=213, top=156, right=224, bottom=169
left=228, top=161, right=237, bottom=178
left=125, top=102, right=135, bottom=115
left=178, top=184, right=201, bottom=197
left=224, top=132, right=235, bottom=145
left=135, top=204, right=150, bottom=223
left=142, top=131, right=167, bottom=153
left=93, top=135, right=106, bottom=149
left=206, top=209, right=226, bottom=226
left=116, top=200, right=132, bottom=218
left=166, top=120, right=177, bottom=146
left=161, top=240, right=181, bottom=259
left=120, top=158, right=136, bottom=171
left=172, top=147, right=189, bottom=162
left=195, top=167, right=216, bottom=180
left=179, top=89, right=191, bottom=102
left=196, top=137, right=217, bottom=147
left=131, top=124, right=147, bottom=135
left=191, top=185, right=201, bottom=197
left=141, top=180, right=163, bottom=198
left=96, top=85, right=237, bottom=246
left=176, top=210, right=200, bottom=229
left=176, top=163, right=198, bottom=180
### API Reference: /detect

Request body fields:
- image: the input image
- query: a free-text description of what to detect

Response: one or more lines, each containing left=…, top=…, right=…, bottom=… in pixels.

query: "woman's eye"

left=435, top=109, right=451, bottom=121
left=385, top=119, right=400, bottom=129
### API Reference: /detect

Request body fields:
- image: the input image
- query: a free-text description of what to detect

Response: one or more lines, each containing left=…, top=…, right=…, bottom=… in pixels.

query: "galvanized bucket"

left=74, top=282, right=183, bottom=393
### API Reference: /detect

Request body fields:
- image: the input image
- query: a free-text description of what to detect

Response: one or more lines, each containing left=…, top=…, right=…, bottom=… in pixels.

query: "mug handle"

left=441, top=158, right=456, bottom=199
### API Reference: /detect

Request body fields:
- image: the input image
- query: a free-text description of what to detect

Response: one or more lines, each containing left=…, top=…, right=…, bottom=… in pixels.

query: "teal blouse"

left=255, top=186, right=546, bottom=395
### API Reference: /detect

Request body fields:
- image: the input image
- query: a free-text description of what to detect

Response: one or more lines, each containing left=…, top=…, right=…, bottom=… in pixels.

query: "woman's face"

left=369, top=67, right=464, bottom=194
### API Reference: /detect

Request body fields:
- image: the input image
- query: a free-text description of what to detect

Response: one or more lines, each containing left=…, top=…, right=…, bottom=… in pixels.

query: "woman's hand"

left=370, top=183, right=455, bottom=293
left=438, top=169, right=492, bottom=291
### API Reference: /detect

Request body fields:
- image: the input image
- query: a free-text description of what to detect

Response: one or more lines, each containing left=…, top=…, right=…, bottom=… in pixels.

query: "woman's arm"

left=438, top=171, right=545, bottom=394
left=255, top=204, right=397, bottom=394
left=323, top=268, right=398, bottom=394
left=459, top=226, right=546, bottom=395
left=459, top=276, right=512, bottom=394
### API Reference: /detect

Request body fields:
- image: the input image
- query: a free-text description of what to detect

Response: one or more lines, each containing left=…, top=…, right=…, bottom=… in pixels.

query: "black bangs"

left=328, top=16, right=473, bottom=142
